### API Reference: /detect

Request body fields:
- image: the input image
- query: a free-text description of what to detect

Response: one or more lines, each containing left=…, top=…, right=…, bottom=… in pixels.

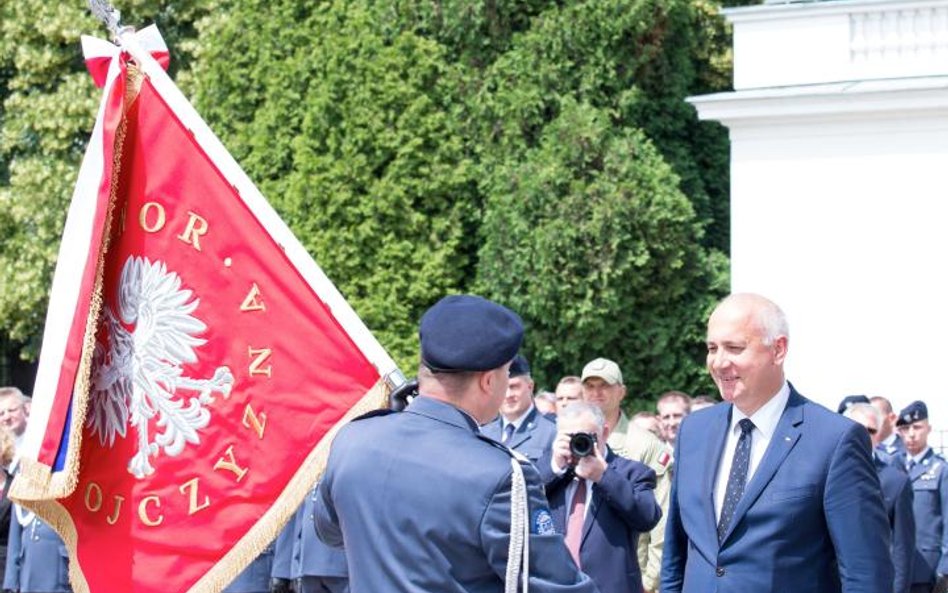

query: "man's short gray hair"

left=844, top=402, right=882, bottom=427
left=0, top=386, right=27, bottom=404
left=557, top=401, right=605, bottom=431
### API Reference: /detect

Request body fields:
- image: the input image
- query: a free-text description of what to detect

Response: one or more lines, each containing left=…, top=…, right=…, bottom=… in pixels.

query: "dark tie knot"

left=738, top=418, right=755, bottom=436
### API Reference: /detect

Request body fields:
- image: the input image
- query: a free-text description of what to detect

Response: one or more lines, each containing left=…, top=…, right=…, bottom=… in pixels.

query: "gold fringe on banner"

left=10, top=66, right=144, bottom=505
left=187, top=376, right=390, bottom=593
left=23, top=376, right=389, bottom=593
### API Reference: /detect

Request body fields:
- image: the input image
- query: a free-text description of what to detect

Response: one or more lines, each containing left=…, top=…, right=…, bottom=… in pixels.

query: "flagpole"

left=88, top=0, right=127, bottom=41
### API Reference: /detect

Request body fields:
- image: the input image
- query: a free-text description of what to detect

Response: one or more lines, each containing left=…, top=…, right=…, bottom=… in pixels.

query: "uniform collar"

left=407, top=395, right=480, bottom=433
left=502, top=406, right=536, bottom=432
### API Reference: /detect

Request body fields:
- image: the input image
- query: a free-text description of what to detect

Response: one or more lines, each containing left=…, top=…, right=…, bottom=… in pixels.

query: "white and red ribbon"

left=81, top=24, right=169, bottom=88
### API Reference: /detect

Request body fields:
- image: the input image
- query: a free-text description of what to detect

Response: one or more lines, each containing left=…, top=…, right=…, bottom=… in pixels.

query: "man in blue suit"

left=897, top=400, right=948, bottom=593
left=538, top=401, right=661, bottom=593
left=315, top=295, right=598, bottom=593
left=482, top=354, right=557, bottom=464
left=843, top=401, right=915, bottom=593
left=661, top=292, right=893, bottom=593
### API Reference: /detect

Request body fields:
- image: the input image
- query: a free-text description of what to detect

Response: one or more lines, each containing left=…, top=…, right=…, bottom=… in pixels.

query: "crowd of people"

left=2, top=291, right=948, bottom=593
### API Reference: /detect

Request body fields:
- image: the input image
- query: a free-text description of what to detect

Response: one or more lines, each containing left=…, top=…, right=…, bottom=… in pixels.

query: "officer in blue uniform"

left=843, top=400, right=916, bottom=593
left=481, top=354, right=557, bottom=465
left=294, top=484, right=348, bottom=592
left=315, top=294, right=598, bottom=593
left=898, top=400, right=948, bottom=593
left=3, top=507, right=71, bottom=593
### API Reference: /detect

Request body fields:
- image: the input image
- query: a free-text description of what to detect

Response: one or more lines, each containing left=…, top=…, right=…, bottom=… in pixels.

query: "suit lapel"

left=701, top=404, right=731, bottom=550
left=582, top=450, right=617, bottom=548
left=720, top=389, right=804, bottom=545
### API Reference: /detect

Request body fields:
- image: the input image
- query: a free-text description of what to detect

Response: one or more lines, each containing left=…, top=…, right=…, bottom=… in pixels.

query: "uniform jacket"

left=661, top=387, right=893, bottom=593
left=481, top=406, right=557, bottom=464
left=907, top=448, right=948, bottom=585
left=272, top=508, right=299, bottom=580
left=223, top=543, right=274, bottom=593
left=315, top=396, right=599, bottom=593
left=3, top=509, right=71, bottom=593
left=874, top=452, right=915, bottom=593
left=610, top=411, right=672, bottom=591
left=297, top=485, right=347, bottom=578
left=538, top=448, right=661, bottom=593
left=878, top=434, right=907, bottom=458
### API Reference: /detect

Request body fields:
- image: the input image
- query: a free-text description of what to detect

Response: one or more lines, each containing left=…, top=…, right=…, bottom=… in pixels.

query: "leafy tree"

left=476, top=99, right=726, bottom=397
left=189, top=1, right=479, bottom=371
left=0, top=1, right=210, bottom=357
left=469, top=0, right=730, bottom=397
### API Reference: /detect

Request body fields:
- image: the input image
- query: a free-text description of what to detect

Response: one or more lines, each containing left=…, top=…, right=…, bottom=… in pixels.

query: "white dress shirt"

left=714, top=382, right=791, bottom=521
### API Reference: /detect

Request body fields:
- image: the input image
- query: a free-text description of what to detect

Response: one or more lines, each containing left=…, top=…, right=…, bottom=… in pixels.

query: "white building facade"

left=689, top=0, right=948, bottom=431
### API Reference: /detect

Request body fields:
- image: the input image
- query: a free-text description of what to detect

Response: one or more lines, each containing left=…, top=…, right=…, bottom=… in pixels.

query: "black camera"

left=569, top=432, right=598, bottom=458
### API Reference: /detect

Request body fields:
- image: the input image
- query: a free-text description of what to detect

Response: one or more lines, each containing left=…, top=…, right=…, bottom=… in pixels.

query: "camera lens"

left=569, top=433, right=596, bottom=458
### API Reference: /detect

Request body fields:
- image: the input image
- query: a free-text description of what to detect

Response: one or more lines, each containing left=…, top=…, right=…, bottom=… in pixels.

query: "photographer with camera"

left=538, top=402, right=662, bottom=593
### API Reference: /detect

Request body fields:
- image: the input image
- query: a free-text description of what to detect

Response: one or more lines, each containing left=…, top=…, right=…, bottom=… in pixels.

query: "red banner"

left=12, top=27, right=398, bottom=593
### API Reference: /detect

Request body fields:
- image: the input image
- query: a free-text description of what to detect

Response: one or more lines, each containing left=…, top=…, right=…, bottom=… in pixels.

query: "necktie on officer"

left=718, top=418, right=754, bottom=542
left=565, top=478, right=586, bottom=567
left=503, top=422, right=515, bottom=443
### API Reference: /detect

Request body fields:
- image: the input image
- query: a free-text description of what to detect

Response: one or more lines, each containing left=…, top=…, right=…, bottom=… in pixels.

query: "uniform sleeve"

left=3, top=513, right=20, bottom=591
left=892, top=474, right=915, bottom=593
left=313, top=460, right=343, bottom=548
left=480, top=459, right=600, bottom=593
left=824, top=423, right=894, bottom=593
left=659, top=441, right=686, bottom=593
left=938, top=465, right=948, bottom=576
left=596, top=461, right=660, bottom=533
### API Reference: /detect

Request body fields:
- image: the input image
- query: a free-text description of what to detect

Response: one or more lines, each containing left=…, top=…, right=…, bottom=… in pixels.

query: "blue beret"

left=896, top=400, right=928, bottom=426
left=509, top=354, right=530, bottom=378
left=420, top=295, right=524, bottom=372
left=837, top=395, right=870, bottom=414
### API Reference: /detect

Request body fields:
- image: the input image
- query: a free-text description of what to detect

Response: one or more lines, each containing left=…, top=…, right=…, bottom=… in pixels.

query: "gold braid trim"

left=15, top=361, right=388, bottom=593
left=11, top=66, right=143, bottom=503
left=187, top=376, right=390, bottom=593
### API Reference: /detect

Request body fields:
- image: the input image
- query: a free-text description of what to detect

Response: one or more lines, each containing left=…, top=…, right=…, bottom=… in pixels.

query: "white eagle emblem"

left=88, top=255, right=234, bottom=479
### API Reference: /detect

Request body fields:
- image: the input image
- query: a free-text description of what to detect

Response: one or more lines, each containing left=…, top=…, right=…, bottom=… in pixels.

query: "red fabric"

left=55, top=77, right=380, bottom=593
left=86, top=50, right=169, bottom=88
left=37, top=59, right=128, bottom=468
left=565, top=478, right=586, bottom=568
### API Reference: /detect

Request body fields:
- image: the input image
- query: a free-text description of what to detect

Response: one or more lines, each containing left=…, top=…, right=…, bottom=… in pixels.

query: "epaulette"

left=475, top=434, right=530, bottom=464
left=351, top=408, right=396, bottom=422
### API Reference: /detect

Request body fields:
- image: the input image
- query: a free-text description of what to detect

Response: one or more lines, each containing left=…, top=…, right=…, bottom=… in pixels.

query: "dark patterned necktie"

left=717, top=418, right=755, bottom=542
left=503, top=422, right=515, bottom=443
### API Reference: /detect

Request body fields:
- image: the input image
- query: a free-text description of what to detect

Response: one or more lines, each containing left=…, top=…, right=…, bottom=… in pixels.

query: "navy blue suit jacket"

left=539, top=449, right=661, bottom=593
left=482, top=406, right=557, bottom=464
left=874, top=452, right=915, bottom=593
left=661, top=388, right=893, bottom=593
left=315, top=396, right=598, bottom=593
